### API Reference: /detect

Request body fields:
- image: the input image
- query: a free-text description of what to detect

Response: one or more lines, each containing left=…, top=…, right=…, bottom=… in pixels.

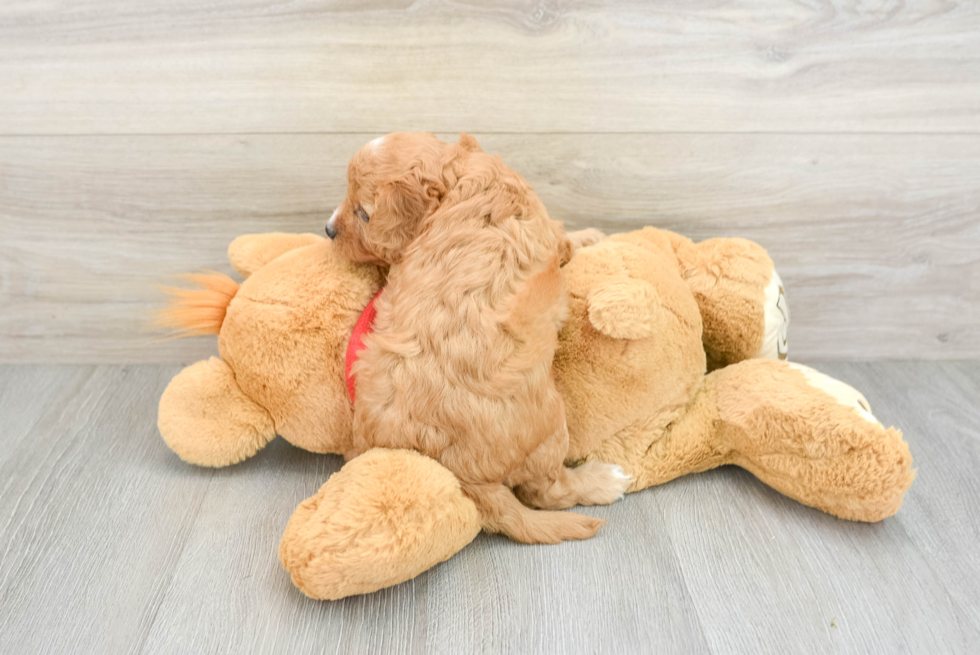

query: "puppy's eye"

left=354, top=205, right=370, bottom=223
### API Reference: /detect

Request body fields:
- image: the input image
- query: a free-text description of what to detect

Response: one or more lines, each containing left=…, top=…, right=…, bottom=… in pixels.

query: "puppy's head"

left=326, top=132, right=481, bottom=265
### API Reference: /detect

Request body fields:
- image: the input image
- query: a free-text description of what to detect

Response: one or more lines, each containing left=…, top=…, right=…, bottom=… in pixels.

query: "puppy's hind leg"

left=517, top=461, right=633, bottom=509
left=463, top=483, right=604, bottom=545
left=513, top=427, right=634, bottom=509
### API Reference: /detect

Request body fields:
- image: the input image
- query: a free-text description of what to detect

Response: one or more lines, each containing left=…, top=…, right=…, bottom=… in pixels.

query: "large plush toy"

left=157, top=228, right=915, bottom=601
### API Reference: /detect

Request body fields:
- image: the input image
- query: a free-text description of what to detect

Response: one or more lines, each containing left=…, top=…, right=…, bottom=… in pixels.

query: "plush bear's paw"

left=756, top=269, right=789, bottom=360
left=571, top=461, right=635, bottom=506
left=787, top=363, right=879, bottom=425
left=158, top=357, right=276, bottom=467
left=567, top=228, right=607, bottom=252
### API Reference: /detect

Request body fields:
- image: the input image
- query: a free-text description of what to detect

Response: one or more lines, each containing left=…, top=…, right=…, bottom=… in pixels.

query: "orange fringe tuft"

left=155, top=271, right=240, bottom=337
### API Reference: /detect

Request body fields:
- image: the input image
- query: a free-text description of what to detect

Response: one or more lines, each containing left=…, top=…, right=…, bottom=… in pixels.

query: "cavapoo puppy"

left=327, top=132, right=629, bottom=544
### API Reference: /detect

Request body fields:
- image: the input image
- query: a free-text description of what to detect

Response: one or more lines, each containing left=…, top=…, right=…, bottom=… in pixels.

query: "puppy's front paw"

left=572, top=460, right=634, bottom=506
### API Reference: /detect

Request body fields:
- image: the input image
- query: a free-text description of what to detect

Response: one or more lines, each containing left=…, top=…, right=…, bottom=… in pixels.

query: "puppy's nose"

left=325, top=207, right=339, bottom=239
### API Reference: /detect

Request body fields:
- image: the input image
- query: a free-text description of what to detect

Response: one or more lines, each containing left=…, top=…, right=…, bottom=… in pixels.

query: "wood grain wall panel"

left=0, top=1, right=978, bottom=134
left=2, top=133, right=976, bottom=362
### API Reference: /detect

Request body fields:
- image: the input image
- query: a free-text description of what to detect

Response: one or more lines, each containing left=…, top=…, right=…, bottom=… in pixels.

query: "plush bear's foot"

left=621, top=359, right=914, bottom=522
left=279, top=449, right=481, bottom=600
left=713, top=360, right=915, bottom=521
left=158, top=357, right=276, bottom=467
left=673, top=235, right=787, bottom=369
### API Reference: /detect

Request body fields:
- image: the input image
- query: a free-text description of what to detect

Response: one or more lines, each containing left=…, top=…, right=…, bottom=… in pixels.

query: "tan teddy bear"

left=157, top=228, right=914, bottom=600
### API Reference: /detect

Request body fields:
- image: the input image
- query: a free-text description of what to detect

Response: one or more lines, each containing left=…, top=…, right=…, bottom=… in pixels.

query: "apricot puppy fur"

left=326, top=132, right=631, bottom=544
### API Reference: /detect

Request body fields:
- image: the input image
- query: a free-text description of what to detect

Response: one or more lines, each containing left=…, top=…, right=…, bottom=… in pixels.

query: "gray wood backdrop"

left=1, top=0, right=978, bottom=363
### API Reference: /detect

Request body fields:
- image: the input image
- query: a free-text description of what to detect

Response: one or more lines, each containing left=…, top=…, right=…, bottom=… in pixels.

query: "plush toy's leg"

left=227, top=232, right=324, bottom=278
left=158, top=357, right=277, bottom=467
left=674, top=237, right=788, bottom=369
left=279, top=449, right=482, bottom=600
left=625, top=359, right=914, bottom=522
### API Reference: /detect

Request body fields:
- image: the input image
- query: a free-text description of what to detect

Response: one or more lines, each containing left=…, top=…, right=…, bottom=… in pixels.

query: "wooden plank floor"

left=0, top=361, right=977, bottom=654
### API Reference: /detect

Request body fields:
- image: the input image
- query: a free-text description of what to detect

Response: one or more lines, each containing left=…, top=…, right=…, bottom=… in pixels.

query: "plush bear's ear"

left=371, top=165, right=446, bottom=261
left=587, top=280, right=660, bottom=339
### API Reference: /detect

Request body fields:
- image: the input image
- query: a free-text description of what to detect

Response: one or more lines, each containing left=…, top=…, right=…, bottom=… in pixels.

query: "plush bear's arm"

left=159, top=357, right=277, bottom=467
left=671, top=235, right=788, bottom=370
left=227, top=232, right=324, bottom=278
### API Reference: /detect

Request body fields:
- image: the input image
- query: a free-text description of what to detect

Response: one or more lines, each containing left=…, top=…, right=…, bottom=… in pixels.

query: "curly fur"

left=330, top=133, right=630, bottom=544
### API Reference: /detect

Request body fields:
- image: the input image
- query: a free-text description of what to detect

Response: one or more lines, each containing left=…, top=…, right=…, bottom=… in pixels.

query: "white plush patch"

left=756, top=270, right=789, bottom=360
left=788, top=363, right=879, bottom=424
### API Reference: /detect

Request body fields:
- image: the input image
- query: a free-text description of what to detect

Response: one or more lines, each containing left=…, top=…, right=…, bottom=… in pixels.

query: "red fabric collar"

left=345, top=288, right=383, bottom=403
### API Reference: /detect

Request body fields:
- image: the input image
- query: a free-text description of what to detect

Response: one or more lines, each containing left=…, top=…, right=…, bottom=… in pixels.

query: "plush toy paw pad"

left=788, top=363, right=879, bottom=425
left=757, top=270, right=789, bottom=360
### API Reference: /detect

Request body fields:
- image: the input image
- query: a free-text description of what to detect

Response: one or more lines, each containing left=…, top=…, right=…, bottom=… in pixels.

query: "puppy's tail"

left=155, top=271, right=240, bottom=337
left=463, top=482, right=603, bottom=545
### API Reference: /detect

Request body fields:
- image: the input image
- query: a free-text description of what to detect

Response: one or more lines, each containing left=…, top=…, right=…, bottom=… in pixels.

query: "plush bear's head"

left=554, top=229, right=708, bottom=463
left=218, top=239, right=385, bottom=455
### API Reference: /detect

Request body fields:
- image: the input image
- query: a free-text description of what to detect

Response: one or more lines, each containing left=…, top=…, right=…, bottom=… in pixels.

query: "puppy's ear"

left=457, top=133, right=482, bottom=153
left=371, top=166, right=446, bottom=260
left=586, top=280, right=661, bottom=340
